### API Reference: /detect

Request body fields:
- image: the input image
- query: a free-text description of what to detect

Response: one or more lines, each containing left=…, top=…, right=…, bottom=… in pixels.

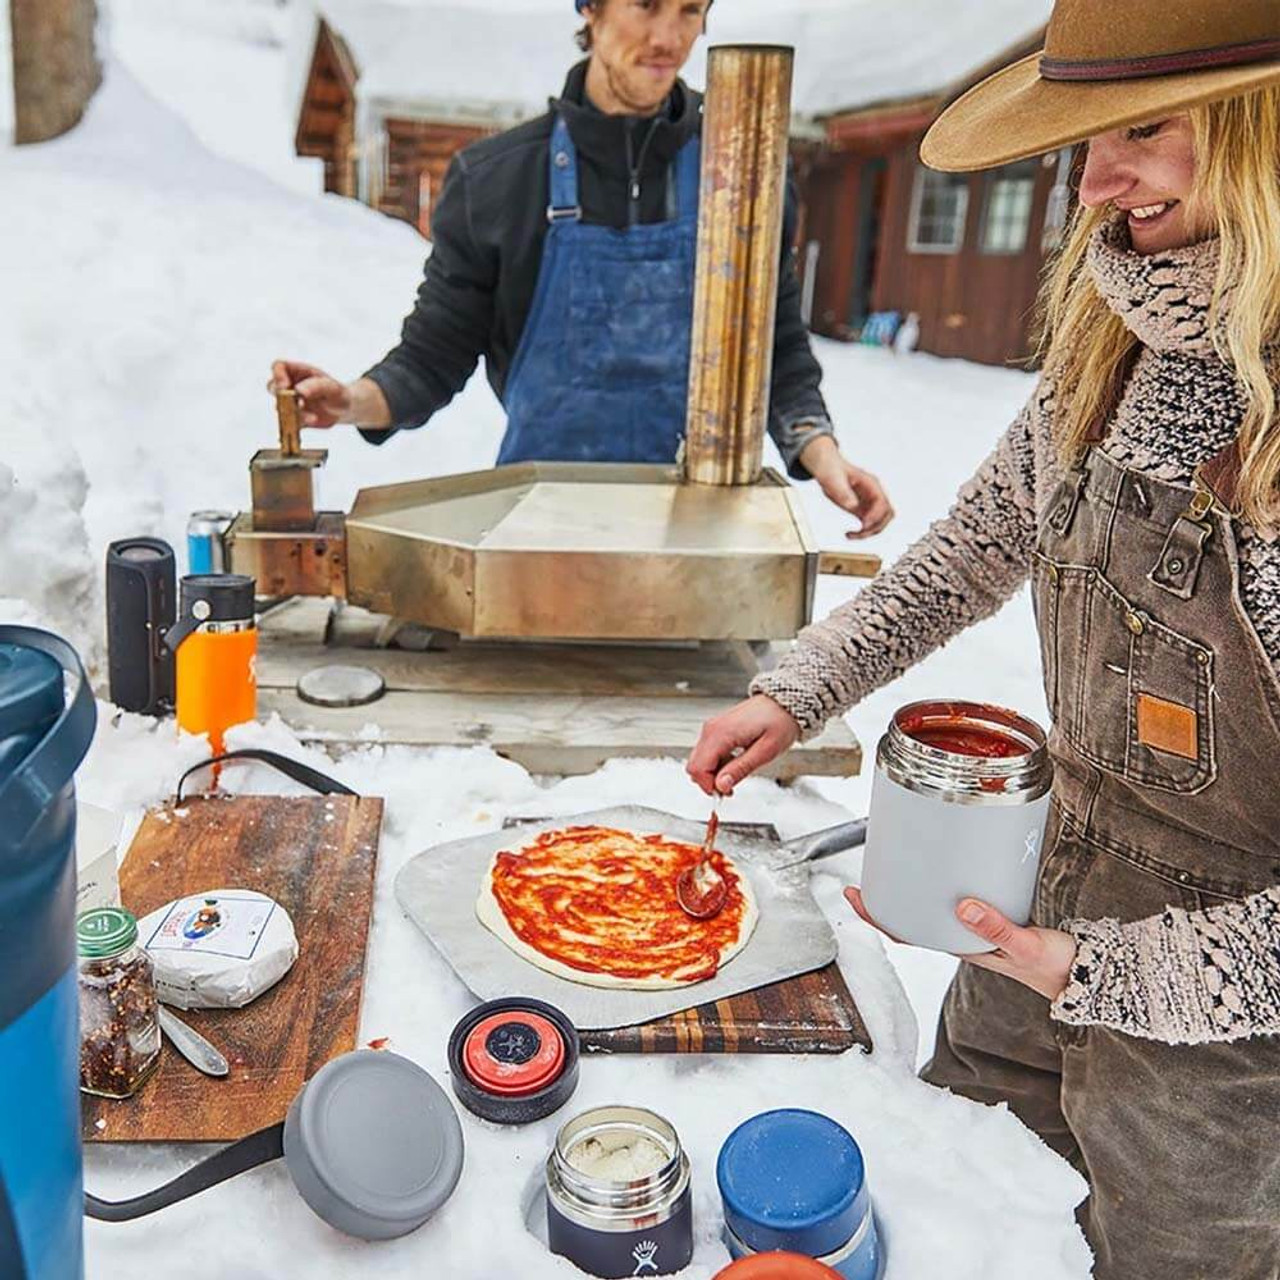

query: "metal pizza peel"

left=393, top=804, right=865, bottom=1031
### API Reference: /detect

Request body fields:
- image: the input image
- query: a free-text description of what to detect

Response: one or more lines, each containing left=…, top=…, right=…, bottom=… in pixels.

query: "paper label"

left=144, top=893, right=278, bottom=961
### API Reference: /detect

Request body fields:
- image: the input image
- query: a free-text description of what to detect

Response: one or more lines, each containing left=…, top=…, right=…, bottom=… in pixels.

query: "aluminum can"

left=546, top=1106, right=692, bottom=1278
left=860, top=700, right=1053, bottom=954
left=186, top=510, right=234, bottom=575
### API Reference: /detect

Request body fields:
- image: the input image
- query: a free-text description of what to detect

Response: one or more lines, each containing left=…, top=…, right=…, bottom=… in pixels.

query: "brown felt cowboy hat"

left=921, top=0, right=1280, bottom=172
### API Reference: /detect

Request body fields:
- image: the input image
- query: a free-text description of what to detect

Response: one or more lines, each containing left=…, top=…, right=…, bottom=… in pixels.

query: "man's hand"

left=844, top=887, right=1078, bottom=1003
left=269, top=361, right=353, bottom=428
left=687, top=694, right=801, bottom=796
left=798, top=435, right=894, bottom=539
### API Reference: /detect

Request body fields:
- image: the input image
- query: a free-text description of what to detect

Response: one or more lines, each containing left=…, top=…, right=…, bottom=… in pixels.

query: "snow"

left=1, top=5, right=1088, bottom=1276
left=282, top=0, right=1051, bottom=125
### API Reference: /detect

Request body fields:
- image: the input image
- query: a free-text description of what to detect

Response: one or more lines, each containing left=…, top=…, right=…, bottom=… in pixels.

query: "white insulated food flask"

left=859, top=701, right=1053, bottom=954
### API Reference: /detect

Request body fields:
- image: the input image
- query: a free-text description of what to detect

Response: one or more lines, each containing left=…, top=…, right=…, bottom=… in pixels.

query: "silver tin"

left=877, top=700, right=1051, bottom=806
left=546, top=1106, right=692, bottom=1278
left=861, top=701, right=1053, bottom=954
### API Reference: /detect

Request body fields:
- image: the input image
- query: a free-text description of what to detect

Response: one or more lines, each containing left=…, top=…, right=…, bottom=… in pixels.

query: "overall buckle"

left=1148, top=486, right=1214, bottom=600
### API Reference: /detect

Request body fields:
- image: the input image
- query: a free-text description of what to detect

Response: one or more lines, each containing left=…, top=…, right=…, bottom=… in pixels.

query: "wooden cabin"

left=798, top=27, right=1073, bottom=367
left=293, top=5, right=565, bottom=238
left=294, top=3, right=1059, bottom=366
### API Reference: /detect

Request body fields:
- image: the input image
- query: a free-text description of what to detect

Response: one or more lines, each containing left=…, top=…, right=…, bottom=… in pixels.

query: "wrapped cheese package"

left=138, top=888, right=299, bottom=1010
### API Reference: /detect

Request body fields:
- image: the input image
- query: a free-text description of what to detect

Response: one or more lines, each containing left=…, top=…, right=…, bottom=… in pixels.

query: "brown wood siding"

left=871, top=140, right=1055, bottom=366
left=379, top=119, right=494, bottom=235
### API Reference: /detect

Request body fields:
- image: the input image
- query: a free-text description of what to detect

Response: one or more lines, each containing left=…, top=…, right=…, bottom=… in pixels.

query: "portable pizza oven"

left=226, top=45, right=878, bottom=643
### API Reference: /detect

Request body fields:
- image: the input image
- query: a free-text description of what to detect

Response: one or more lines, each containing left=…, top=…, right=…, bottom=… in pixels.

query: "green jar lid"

left=77, top=907, right=139, bottom=958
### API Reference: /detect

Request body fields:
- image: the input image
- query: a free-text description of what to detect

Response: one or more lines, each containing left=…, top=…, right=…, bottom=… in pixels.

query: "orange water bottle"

left=165, top=575, right=257, bottom=755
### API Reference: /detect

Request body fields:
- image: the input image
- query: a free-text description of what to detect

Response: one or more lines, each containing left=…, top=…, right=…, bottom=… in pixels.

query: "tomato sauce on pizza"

left=488, top=825, right=754, bottom=984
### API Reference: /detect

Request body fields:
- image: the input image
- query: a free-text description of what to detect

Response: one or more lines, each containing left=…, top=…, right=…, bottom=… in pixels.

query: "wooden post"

left=684, top=45, right=794, bottom=487
left=10, top=0, right=101, bottom=145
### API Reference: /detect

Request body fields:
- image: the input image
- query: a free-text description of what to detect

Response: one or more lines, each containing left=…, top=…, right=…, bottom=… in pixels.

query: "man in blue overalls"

left=272, top=0, right=894, bottom=537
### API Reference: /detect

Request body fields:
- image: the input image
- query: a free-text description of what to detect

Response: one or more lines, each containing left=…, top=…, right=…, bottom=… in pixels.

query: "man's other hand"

left=799, top=435, right=895, bottom=539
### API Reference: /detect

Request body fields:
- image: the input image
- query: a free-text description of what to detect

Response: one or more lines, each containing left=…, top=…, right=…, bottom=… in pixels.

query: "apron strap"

left=673, top=135, right=701, bottom=220
left=546, top=115, right=582, bottom=224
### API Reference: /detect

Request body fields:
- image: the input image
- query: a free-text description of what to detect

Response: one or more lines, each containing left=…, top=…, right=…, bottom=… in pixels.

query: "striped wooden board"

left=506, top=820, right=872, bottom=1056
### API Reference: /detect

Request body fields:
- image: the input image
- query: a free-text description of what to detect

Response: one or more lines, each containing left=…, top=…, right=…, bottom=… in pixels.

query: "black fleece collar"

left=550, top=59, right=701, bottom=174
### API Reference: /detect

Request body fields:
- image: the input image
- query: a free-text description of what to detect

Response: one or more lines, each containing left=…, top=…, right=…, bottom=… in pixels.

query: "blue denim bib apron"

left=498, top=115, right=700, bottom=465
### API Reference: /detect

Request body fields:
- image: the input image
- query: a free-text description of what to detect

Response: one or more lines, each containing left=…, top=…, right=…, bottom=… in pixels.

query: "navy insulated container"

left=0, top=627, right=97, bottom=1280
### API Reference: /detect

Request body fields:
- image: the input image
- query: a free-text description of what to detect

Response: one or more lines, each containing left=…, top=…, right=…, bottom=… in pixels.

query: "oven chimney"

left=684, top=45, right=795, bottom=487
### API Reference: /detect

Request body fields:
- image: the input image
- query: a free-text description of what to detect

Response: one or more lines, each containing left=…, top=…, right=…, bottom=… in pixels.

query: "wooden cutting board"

left=82, top=793, right=383, bottom=1143
left=509, top=820, right=873, bottom=1056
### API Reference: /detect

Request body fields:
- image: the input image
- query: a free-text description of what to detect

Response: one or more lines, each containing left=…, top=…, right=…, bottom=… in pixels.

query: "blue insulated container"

left=0, top=628, right=97, bottom=1280
left=717, top=1110, right=880, bottom=1280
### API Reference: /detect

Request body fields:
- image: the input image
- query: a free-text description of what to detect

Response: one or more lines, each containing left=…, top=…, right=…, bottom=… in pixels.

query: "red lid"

left=462, top=1011, right=565, bottom=1097
left=715, top=1253, right=843, bottom=1279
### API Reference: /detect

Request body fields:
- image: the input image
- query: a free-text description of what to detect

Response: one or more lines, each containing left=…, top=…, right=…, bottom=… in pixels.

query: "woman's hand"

left=844, top=887, right=1078, bottom=1003
left=798, top=435, right=895, bottom=539
left=686, top=695, right=801, bottom=796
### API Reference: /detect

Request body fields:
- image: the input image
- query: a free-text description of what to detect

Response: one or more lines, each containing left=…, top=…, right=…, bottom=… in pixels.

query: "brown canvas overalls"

left=923, top=441, right=1280, bottom=1277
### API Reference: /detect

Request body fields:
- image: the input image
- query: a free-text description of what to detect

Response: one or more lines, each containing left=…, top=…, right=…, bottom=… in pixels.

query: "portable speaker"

left=106, top=538, right=176, bottom=715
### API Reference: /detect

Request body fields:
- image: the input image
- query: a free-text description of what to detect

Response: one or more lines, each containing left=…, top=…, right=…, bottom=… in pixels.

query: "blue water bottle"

left=0, top=627, right=97, bottom=1279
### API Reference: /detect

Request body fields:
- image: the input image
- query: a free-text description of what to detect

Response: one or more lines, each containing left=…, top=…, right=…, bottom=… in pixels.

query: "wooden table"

left=255, top=597, right=863, bottom=779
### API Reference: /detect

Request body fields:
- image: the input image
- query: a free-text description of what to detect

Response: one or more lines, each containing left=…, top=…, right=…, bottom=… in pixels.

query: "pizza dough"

left=476, top=825, right=759, bottom=990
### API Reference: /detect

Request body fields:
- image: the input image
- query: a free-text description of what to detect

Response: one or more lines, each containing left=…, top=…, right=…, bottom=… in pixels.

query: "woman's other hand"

left=687, top=695, right=801, bottom=796
left=844, top=887, right=1078, bottom=1002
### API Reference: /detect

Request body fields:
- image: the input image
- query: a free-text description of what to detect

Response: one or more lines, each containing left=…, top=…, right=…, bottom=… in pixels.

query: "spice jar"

left=77, top=907, right=161, bottom=1098
left=546, top=1105, right=693, bottom=1278
left=859, top=699, right=1053, bottom=954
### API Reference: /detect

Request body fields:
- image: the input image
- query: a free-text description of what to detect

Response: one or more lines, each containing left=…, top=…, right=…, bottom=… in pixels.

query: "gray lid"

left=296, top=664, right=386, bottom=708
left=283, top=1049, right=464, bottom=1241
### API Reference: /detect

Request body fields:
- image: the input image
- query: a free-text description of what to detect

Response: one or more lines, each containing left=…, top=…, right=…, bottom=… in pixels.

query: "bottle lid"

left=77, top=907, right=140, bottom=959
left=283, top=1049, right=464, bottom=1240
left=448, top=997, right=579, bottom=1124
left=717, top=1110, right=870, bottom=1259
left=179, top=574, right=255, bottom=623
left=715, top=1253, right=844, bottom=1279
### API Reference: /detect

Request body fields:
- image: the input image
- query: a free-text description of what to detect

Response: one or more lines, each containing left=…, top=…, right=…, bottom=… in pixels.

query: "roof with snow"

left=293, top=0, right=1052, bottom=126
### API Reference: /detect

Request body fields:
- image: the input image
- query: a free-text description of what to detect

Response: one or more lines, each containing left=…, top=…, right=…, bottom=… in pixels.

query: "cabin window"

left=980, top=160, right=1039, bottom=255
left=908, top=167, right=969, bottom=253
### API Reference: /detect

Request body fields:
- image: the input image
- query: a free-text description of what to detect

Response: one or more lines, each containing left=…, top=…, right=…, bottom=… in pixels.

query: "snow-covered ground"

left=1, top=4, right=1086, bottom=1276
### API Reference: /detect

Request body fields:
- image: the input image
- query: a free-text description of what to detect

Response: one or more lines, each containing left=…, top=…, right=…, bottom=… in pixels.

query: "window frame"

left=978, top=159, right=1040, bottom=257
left=907, top=164, right=970, bottom=255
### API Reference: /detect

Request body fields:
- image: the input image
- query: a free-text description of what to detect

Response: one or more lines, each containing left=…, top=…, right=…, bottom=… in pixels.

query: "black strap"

left=176, top=749, right=357, bottom=802
left=85, top=1122, right=285, bottom=1222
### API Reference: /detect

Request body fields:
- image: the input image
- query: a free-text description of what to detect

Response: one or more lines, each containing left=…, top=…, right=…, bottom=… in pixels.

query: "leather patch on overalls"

left=1135, top=693, right=1199, bottom=760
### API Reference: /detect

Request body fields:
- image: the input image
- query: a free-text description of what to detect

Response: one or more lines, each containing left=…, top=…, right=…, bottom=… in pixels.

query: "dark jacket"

left=361, top=60, right=834, bottom=476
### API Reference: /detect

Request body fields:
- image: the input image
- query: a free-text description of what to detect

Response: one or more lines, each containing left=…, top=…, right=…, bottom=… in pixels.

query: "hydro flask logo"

left=1021, top=828, right=1042, bottom=864
left=632, top=1239, right=659, bottom=1273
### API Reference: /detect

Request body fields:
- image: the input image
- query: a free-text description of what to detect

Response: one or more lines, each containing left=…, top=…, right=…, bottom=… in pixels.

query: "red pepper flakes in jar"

left=77, top=907, right=161, bottom=1099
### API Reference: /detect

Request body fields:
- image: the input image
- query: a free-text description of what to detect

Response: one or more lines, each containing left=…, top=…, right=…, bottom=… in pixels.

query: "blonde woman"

left=690, top=2, right=1280, bottom=1274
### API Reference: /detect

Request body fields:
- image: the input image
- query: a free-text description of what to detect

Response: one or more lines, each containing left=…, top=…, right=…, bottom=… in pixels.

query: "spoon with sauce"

left=676, top=800, right=729, bottom=919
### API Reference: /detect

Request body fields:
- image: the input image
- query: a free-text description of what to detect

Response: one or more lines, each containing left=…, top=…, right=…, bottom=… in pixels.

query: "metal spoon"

left=676, top=800, right=729, bottom=919
left=158, top=1006, right=229, bottom=1078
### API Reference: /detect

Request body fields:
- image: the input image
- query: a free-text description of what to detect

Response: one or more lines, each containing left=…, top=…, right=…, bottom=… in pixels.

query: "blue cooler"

left=717, top=1110, right=881, bottom=1280
left=0, top=628, right=97, bottom=1280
